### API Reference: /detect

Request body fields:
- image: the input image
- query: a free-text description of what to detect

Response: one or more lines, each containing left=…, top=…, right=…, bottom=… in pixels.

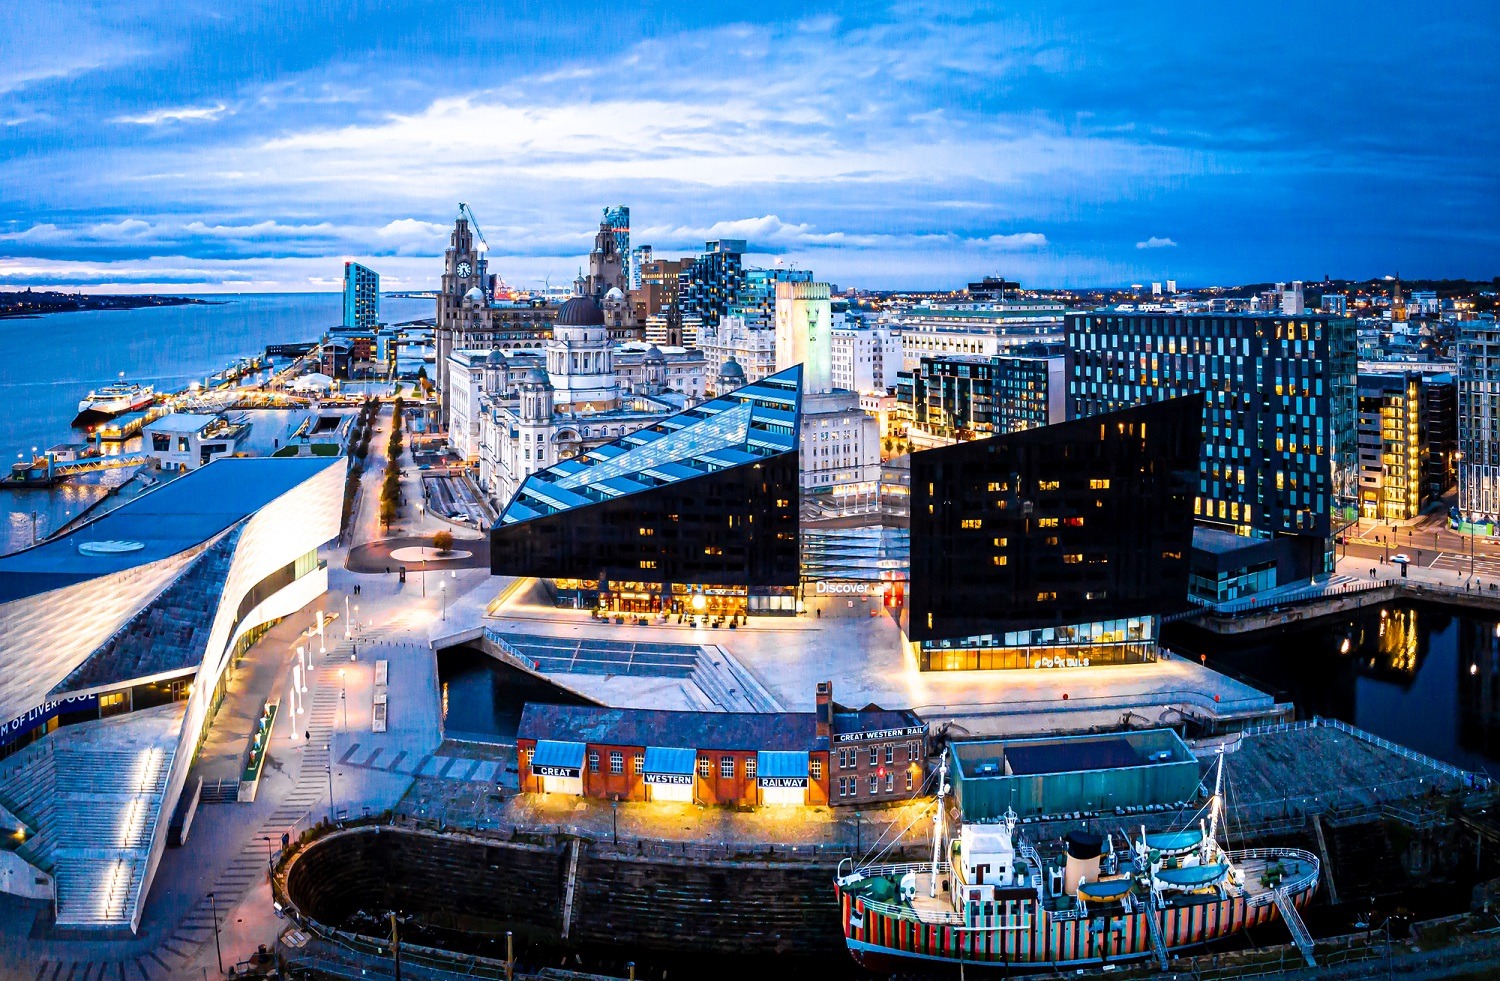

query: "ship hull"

left=836, top=875, right=1316, bottom=970
left=72, top=393, right=153, bottom=429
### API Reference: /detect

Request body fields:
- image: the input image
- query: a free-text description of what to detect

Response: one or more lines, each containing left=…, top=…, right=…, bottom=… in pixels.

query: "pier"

left=4, top=452, right=152, bottom=488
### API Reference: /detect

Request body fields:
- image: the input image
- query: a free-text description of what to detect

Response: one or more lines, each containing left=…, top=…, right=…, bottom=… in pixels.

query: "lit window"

left=720, top=756, right=735, bottom=778
left=992, top=555, right=1007, bottom=566
left=697, top=757, right=711, bottom=778
left=1090, top=478, right=1110, bottom=490
left=746, top=756, right=757, bottom=779
left=1063, top=553, right=1083, bottom=564
left=633, top=754, right=644, bottom=773
left=810, top=759, right=823, bottom=780
left=1038, top=480, right=1061, bottom=491
left=960, top=518, right=982, bottom=529
left=1036, top=591, right=1058, bottom=602
left=1037, top=517, right=1059, bottom=528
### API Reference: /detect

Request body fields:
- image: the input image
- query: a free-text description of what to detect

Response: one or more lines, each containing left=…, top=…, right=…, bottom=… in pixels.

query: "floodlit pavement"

left=489, top=591, right=1278, bottom=738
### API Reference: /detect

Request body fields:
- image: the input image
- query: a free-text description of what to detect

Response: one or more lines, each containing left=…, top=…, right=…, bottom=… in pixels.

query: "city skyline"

left=2, top=1, right=1496, bottom=293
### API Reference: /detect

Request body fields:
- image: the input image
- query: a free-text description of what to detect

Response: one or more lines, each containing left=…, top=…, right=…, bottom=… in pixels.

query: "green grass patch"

left=271, top=445, right=301, bottom=457
left=311, top=443, right=342, bottom=456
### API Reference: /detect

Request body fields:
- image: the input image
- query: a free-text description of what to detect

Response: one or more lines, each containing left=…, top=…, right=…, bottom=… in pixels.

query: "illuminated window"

left=992, top=537, right=1008, bottom=547
left=992, top=555, right=1007, bottom=566
left=1036, top=591, right=1058, bottom=602
left=1063, top=554, right=1083, bottom=564
left=640, top=560, right=657, bottom=569
left=1089, top=478, right=1111, bottom=490
left=810, top=759, right=823, bottom=780
left=960, top=518, right=982, bottom=529
left=697, top=757, right=711, bottom=778
left=1038, top=480, right=1061, bottom=491
left=1037, top=517, right=1059, bottom=528
left=638, top=527, right=654, bottom=536
left=1044, top=536, right=1059, bottom=546
left=746, top=756, right=757, bottom=779
left=720, top=756, right=735, bottom=778
left=633, top=754, right=644, bottom=773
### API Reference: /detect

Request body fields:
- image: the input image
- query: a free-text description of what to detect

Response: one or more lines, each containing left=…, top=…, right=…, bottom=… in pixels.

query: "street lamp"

left=339, top=669, right=349, bottom=731
left=263, top=835, right=273, bottom=875
left=441, top=580, right=447, bottom=621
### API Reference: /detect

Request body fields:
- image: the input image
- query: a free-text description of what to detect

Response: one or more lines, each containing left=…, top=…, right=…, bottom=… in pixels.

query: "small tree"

left=433, top=529, right=454, bottom=554
left=379, top=498, right=396, bottom=528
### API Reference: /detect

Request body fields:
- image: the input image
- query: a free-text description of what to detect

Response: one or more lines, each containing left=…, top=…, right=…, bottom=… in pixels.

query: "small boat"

left=73, top=373, right=155, bottom=428
left=833, top=752, right=1320, bottom=971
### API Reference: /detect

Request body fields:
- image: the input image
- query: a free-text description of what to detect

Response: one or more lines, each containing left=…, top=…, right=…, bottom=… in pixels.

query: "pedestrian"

left=304, top=730, right=309, bottom=742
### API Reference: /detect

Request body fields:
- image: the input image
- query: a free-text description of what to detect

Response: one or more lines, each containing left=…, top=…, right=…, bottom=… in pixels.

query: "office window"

left=610, top=752, right=623, bottom=774
left=720, top=756, right=735, bottom=778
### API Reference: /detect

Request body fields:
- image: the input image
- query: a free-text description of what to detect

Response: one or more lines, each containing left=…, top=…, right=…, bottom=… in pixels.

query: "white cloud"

left=1136, top=236, right=1177, bottom=249
left=113, top=103, right=228, bottom=125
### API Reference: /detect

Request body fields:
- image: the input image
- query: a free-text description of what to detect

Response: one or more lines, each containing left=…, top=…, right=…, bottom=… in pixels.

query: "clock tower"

left=436, top=211, right=491, bottom=415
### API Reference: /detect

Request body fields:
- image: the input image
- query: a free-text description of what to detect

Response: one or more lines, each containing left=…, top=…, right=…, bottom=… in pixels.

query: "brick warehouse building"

left=517, top=683, right=925, bottom=807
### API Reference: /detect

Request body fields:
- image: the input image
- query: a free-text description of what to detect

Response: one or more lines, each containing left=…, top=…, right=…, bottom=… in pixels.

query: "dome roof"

left=644, top=344, right=665, bottom=362
left=464, top=286, right=485, bottom=303
left=604, top=286, right=626, bottom=303
left=486, top=349, right=507, bottom=365
left=556, top=295, right=605, bottom=327
left=718, top=357, right=746, bottom=379
left=521, top=367, right=551, bottom=386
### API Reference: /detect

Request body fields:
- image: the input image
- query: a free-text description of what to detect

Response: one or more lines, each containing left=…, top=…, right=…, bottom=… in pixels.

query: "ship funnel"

left=1063, top=831, right=1103, bottom=897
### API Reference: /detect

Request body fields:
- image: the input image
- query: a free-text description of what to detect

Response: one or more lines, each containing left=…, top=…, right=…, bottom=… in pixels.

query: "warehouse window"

left=720, top=756, right=735, bottom=778
left=697, top=757, right=711, bottom=778
left=610, top=752, right=623, bottom=774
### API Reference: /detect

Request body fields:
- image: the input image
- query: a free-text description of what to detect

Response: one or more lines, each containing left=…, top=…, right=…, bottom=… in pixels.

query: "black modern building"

left=677, top=239, right=746, bottom=330
left=1067, top=311, right=1358, bottom=587
left=491, top=365, right=802, bottom=616
left=908, top=396, right=1202, bottom=671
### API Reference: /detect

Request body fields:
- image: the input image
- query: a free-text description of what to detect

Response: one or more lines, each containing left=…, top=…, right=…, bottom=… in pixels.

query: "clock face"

left=456, top=260, right=472, bottom=278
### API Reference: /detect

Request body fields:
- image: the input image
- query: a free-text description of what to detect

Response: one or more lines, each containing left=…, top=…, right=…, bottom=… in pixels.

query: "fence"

left=1189, top=578, right=1389, bottom=617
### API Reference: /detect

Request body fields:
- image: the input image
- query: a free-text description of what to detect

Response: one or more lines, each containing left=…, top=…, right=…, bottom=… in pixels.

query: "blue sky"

left=0, top=0, right=1495, bottom=291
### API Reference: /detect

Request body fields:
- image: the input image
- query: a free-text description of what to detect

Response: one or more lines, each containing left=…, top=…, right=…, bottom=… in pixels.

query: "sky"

left=0, top=0, right=1496, bottom=292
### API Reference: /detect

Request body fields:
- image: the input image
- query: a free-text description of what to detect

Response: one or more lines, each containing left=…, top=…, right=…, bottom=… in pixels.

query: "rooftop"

left=499, top=365, right=801, bottom=523
left=517, top=702, right=829, bottom=753
left=0, top=456, right=341, bottom=601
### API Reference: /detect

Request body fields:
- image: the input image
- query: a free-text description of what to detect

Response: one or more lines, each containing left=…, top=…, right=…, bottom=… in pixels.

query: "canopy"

left=642, top=746, right=696, bottom=785
left=757, top=750, right=810, bottom=788
left=530, top=740, right=586, bottom=777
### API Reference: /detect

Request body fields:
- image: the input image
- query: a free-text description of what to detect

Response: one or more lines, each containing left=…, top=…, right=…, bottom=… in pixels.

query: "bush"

left=433, top=530, right=454, bottom=553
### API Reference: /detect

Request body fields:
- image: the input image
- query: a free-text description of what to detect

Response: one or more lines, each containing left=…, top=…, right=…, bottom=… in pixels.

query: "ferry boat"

left=833, top=754, right=1319, bottom=972
left=73, top=374, right=155, bottom=428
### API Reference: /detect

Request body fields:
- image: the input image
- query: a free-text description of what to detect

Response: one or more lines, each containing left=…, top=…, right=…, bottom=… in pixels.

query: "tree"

left=379, top=499, right=396, bottom=528
left=433, top=529, right=454, bottom=554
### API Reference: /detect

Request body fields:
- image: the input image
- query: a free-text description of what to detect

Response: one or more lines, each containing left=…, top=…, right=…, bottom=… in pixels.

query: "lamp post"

left=326, top=744, right=337, bottom=823
left=345, top=595, right=352, bottom=640
left=339, top=669, right=348, bottom=731
left=441, top=580, right=447, bottom=622
left=263, top=835, right=273, bottom=876
left=208, top=892, right=224, bottom=975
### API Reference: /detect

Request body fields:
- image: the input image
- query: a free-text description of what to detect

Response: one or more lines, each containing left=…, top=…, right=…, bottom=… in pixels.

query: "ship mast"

left=1206, top=746, right=1226, bottom=861
left=930, top=753, right=949, bottom=898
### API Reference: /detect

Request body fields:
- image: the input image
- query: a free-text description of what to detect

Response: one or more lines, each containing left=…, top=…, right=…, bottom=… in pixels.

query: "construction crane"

left=457, top=202, right=489, bottom=253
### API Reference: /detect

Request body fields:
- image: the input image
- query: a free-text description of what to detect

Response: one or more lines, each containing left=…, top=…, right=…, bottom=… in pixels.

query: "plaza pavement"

left=0, top=404, right=1280, bottom=977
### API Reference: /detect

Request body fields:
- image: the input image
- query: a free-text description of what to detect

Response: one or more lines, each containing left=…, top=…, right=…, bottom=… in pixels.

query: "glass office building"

left=901, top=351, right=1065, bottom=447
left=342, top=261, right=380, bottom=330
left=1067, top=311, right=1357, bottom=577
left=491, top=366, right=802, bottom=615
left=908, top=396, right=1201, bottom=671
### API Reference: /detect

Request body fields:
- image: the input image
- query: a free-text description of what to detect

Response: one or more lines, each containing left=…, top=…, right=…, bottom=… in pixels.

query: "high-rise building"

left=775, top=281, right=833, bottom=395
left=602, top=205, right=630, bottom=286
left=1280, top=281, right=1305, bottom=316
left=629, top=244, right=652, bottom=291
left=830, top=324, right=902, bottom=395
left=907, top=396, right=1202, bottom=671
left=902, top=353, right=1066, bottom=450
left=1458, top=322, right=1500, bottom=526
left=894, top=302, right=1065, bottom=371
left=342, top=261, right=380, bottom=330
left=678, top=240, right=747, bottom=329
left=730, top=267, right=812, bottom=324
left=1067, top=311, right=1357, bottom=580
left=1356, top=371, right=1426, bottom=521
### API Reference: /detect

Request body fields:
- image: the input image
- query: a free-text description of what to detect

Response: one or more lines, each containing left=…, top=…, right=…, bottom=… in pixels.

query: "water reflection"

left=1164, top=603, right=1500, bottom=775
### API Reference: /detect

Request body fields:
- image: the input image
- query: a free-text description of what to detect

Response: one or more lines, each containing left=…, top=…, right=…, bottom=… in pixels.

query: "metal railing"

left=1316, top=715, right=1492, bottom=788
left=1189, top=578, right=1388, bottom=616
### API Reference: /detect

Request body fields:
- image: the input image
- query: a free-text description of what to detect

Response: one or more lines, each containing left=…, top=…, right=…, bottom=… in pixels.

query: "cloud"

left=1135, top=237, right=1177, bottom=249
left=113, top=103, right=228, bottom=125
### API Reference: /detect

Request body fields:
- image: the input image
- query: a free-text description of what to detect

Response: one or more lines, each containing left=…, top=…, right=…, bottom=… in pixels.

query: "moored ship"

left=833, top=754, right=1319, bottom=971
left=72, top=374, right=155, bottom=428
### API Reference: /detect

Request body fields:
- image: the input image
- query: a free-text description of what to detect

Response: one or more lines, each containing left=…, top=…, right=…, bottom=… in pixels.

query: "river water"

left=1164, top=602, right=1500, bottom=775
left=0, top=292, right=433, bottom=554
